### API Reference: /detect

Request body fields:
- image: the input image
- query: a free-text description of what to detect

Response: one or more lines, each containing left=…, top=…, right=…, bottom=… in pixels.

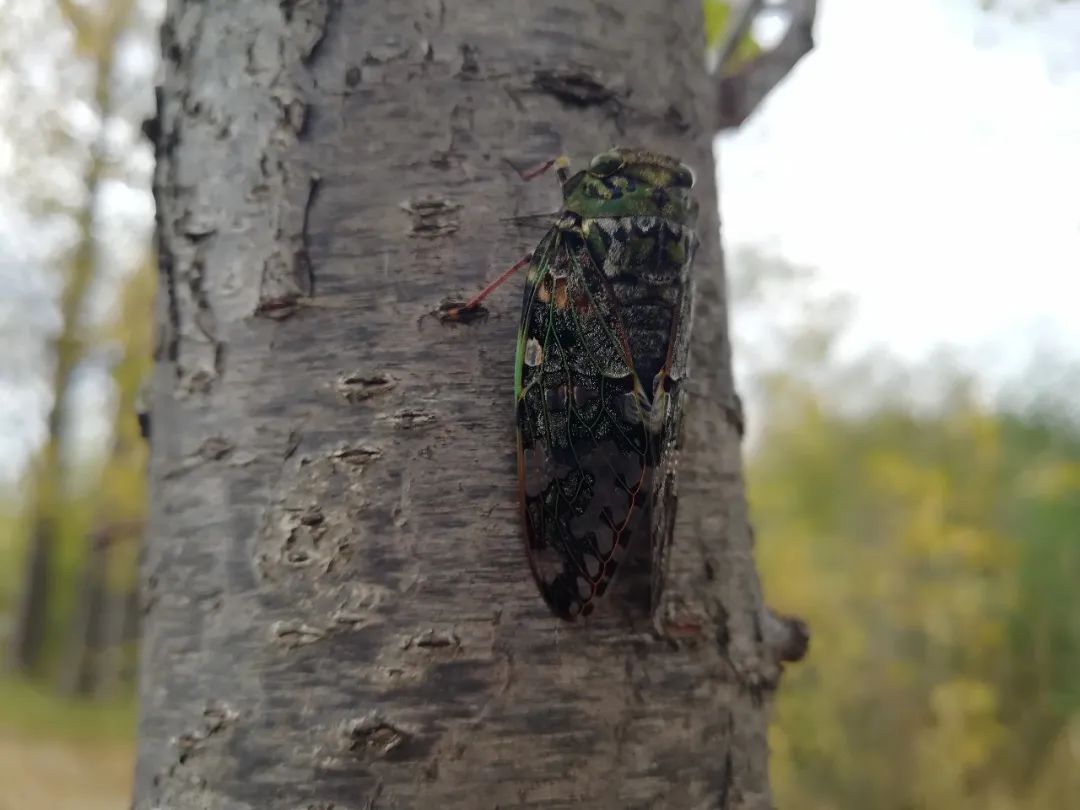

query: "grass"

left=0, top=676, right=136, bottom=742
left=0, top=498, right=137, bottom=808
left=0, top=676, right=135, bottom=810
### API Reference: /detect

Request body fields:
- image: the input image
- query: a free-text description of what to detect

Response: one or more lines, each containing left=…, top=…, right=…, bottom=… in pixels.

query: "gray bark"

left=136, top=1, right=794, bottom=808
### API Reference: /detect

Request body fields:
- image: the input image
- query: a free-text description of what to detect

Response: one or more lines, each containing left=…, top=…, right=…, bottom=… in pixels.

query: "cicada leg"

left=440, top=154, right=568, bottom=324
left=515, top=155, right=571, bottom=185
left=440, top=252, right=533, bottom=322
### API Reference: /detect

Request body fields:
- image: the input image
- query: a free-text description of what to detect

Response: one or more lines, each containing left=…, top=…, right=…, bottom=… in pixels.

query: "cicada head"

left=561, top=147, right=699, bottom=227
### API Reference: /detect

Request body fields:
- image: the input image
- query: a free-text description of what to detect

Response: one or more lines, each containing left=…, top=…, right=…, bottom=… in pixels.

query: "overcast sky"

left=1, top=0, right=1078, bottom=487
left=721, top=0, right=1080, bottom=397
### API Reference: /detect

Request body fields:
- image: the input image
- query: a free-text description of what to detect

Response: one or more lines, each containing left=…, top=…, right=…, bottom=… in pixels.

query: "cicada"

left=450, top=147, right=698, bottom=619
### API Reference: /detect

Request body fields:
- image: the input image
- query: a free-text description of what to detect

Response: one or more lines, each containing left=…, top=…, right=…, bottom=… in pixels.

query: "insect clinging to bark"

left=448, top=147, right=699, bottom=620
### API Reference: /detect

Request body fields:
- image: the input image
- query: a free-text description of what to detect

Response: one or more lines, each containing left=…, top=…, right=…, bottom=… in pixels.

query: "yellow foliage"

left=1020, top=460, right=1080, bottom=501
left=702, top=0, right=764, bottom=68
left=752, top=384, right=1080, bottom=810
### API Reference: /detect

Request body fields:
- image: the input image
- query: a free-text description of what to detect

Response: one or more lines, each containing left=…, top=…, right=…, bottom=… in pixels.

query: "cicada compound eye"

left=673, top=164, right=695, bottom=189
left=588, top=150, right=625, bottom=177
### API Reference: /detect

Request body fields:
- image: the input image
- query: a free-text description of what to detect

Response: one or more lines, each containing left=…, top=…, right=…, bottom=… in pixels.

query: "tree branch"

left=716, top=0, right=818, bottom=130
left=763, top=607, right=810, bottom=664
left=712, top=0, right=764, bottom=74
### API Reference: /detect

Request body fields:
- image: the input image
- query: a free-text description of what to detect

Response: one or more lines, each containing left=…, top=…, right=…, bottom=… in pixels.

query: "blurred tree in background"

left=0, top=0, right=1077, bottom=808
left=4, top=0, right=146, bottom=685
left=756, top=394, right=1080, bottom=808
left=731, top=248, right=1080, bottom=810
left=0, top=0, right=154, bottom=803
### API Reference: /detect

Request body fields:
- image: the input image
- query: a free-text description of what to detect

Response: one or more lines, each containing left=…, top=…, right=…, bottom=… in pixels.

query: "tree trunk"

left=136, top=1, right=791, bottom=807
left=7, top=522, right=52, bottom=675
left=99, top=584, right=142, bottom=694
left=95, top=575, right=136, bottom=697
left=58, top=531, right=109, bottom=696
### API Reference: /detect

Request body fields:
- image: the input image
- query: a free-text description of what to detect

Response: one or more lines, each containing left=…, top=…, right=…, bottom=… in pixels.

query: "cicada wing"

left=516, top=233, right=658, bottom=619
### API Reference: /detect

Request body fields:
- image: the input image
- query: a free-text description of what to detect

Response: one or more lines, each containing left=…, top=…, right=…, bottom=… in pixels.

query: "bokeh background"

left=1, top=1, right=1077, bottom=807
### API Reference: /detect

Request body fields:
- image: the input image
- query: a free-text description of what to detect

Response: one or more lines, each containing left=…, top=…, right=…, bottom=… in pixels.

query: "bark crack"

left=532, top=68, right=617, bottom=107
